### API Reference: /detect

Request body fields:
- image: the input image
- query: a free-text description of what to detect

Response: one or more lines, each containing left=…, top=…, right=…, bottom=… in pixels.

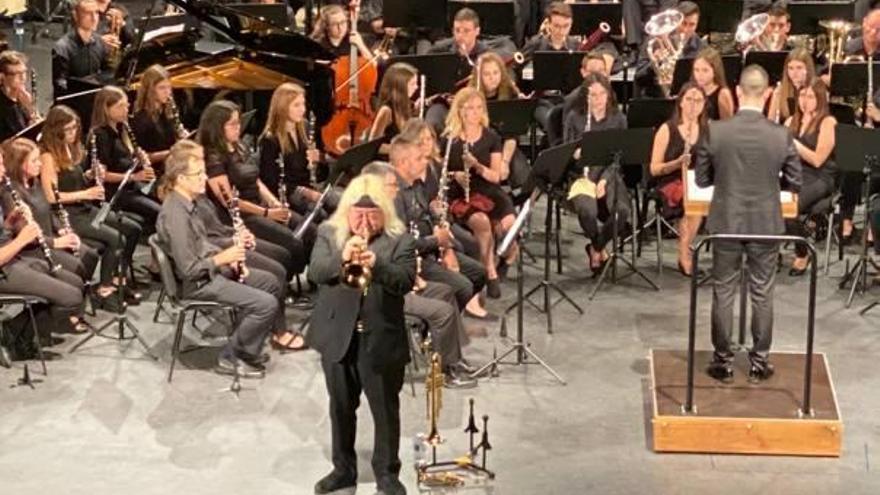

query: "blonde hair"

left=158, top=139, right=203, bottom=200
left=469, top=52, right=520, bottom=100
left=444, top=87, right=489, bottom=138
left=2, top=138, right=39, bottom=186
left=311, top=4, right=346, bottom=40
left=261, top=82, right=308, bottom=155
left=326, top=174, right=405, bottom=248
left=134, top=64, right=171, bottom=118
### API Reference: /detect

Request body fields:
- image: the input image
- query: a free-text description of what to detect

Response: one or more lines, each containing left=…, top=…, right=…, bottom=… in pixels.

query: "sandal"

left=271, top=331, right=307, bottom=352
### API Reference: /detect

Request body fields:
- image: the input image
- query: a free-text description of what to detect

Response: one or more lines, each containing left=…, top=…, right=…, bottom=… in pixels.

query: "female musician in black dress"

left=131, top=64, right=182, bottom=173
left=784, top=79, right=837, bottom=275
left=200, top=100, right=311, bottom=283
left=258, top=82, right=329, bottom=220
left=0, top=51, right=37, bottom=142
left=649, top=82, right=708, bottom=276
left=443, top=87, right=517, bottom=299
left=768, top=48, right=814, bottom=124
left=2, top=138, right=91, bottom=333
left=39, top=105, right=142, bottom=309
left=564, top=72, right=629, bottom=272
left=691, top=47, right=734, bottom=120
left=368, top=62, right=418, bottom=154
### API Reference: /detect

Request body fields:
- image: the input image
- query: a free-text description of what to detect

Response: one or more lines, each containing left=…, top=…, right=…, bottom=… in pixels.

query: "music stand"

left=692, top=0, right=743, bottom=35
left=626, top=98, right=675, bottom=129
left=55, top=86, right=102, bottom=143
left=788, top=1, right=855, bottom=35
left=488, top=98, right=538, bottom=162
left=533, top=51, right=589, bottom=95
left=470, top=196, right=566, bottom=385
left=833, top=125, right=880, bottom=309
left=447, top=1, right=515, bottom=37
left=579, top=128, right=660, bottom=299
left=223, top=3, right=289, bottom=29
left=9, top=118, right=45, bottom=142
left=327, top=137, right=384, bottom=184
left=744, top=51, right=788, bottom=86
left=830, top=62, right=880, bottom=98
left=502, top=141, right=582, bottom=335
left=386, top=54, right=462, bottom=97
left=569, top=2, right=624, bottom=36
left=383, top=0, right=448, bottom=30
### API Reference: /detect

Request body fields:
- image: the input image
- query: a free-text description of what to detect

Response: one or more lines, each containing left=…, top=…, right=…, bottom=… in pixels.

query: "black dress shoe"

left=214, top=356, right=265, bottom=379
left=444, top=370, right=478, bottom=389
left=377, top=477, right=406, bottom=495
left=748, top=362, right=775, bottom=383
left=486, top=278, right=501, bottom=299
left=314, top=470, right=356, bottom=494
left=706, top=361, right=734, bottom=383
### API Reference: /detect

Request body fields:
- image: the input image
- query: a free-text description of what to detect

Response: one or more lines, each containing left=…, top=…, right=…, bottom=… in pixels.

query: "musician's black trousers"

left=0, top=256, right=84, bottom=336
left=70, top=210, right=142, bottom=285
left=711, top=240, right=778, bottom=367
left=785, top=174, right=834, bottom=257
left=243, top=214, right=310, bottom=276
left=570, top=193, right=631, bottom=252
left=405, top=281, right=466, bottom=367
left=322, top=335, right=406, bottom=484
left=116, top=191, right=161, bottom=235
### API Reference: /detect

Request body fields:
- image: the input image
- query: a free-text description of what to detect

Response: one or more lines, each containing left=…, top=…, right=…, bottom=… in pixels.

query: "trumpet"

left=645, top=9, right=685, bottom=96
left=341, top=227, right=372, bottom=293
left=228, top=187, right=248, bottom=283
left=1, top=176, right=61, bottom=275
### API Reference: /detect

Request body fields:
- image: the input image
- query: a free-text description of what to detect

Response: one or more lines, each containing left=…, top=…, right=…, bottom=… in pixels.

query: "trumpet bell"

left=645, top=9, right=684, bottom=37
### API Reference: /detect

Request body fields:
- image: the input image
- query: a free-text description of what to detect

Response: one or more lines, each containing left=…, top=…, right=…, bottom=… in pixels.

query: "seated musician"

left=691, top=47, right=735, bottom=120
left=443, top=87, right=518, bottom=299
left=784, top=79, right=838, bottom=276
left=131, top=65, right=181, bottom=174
left=89, top=87, right=162, bottom=240
left=428, top=8, right=492, bottom=82
left=469, top=52, right=531, bottom=191
left=310, top=4, right=374, bottom=60
left=259, top=83, right=336, bottom=223
left=634, top=1, right=705, bottom=98
left=157, top=140, right=283, bottom=379
left=367, top=62, right=418, bottom=155
left=52, top=0, right=112, bottom=98
left=0, top=150, right=84, bottom=356
left=0, top=51, right=37, bottom=143
left=40, top=105, right=142, bottom=310
left=200, top=100, right=312, bottom=283
left=768, top=48, right=815, bottom=124
left=2, top=138, right=92, bottom=334
left=522, top=1, right=580, bottom=58
left=542, top=52, right=611, bottom=148
left=362, top=160, right=478, bottom=389
left=564, top=73, right=629, bottom=273
left=649, top=82, right=708, bottom=276
left=764, top=4, right=793, bottom=51
left=95, top=0, right=134, bottom=64
left=844, top=8, right=880, bottom=60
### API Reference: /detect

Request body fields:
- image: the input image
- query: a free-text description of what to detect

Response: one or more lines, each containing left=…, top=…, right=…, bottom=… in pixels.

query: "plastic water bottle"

left=13, top=16, right=25, bottom=51
left=412, top=433, right=427, bottom=468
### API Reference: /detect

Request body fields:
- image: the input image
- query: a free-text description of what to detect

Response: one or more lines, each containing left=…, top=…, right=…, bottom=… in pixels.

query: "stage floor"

left=3, top=16, right=880, bottom=495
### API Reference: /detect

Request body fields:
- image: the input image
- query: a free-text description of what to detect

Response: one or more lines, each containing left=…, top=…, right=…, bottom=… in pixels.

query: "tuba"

left=819, top=19, right=860, bottom=66
left=645, top=9, right=685, bottom=96
left=736, top=13, right=780, bottom=53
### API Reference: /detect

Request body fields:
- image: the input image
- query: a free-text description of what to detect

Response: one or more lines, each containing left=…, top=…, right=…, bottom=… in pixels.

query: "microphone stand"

left=71, top=164, right=157, bottom=359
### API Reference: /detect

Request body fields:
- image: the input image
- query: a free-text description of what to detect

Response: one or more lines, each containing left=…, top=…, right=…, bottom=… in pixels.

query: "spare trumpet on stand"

left=645, top=9, right=685, bottom=96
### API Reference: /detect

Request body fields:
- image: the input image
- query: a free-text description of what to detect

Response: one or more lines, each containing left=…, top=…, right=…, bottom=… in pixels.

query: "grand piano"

left=116, top=0, right=335, bottom=133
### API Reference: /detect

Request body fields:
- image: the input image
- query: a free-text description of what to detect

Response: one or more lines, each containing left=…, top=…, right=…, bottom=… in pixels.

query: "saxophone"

left=1, top=176, right=61, bottom=274
left=123, top=121, right=155, bottom=195
left=228, top=187, right=248, bottom=283
left=50, top=183, right=77, bottom=255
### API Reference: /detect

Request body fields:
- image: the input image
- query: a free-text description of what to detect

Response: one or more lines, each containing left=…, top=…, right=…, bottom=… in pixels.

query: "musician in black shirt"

left=95, top=0, right=135, bottom=55
left=132, top=65, right=182, bottom=173
left=51, top=0, right=111, bottom=97
left=0, top=51, right=36, bottom=143
left=311, top=4, right=374, bottom=59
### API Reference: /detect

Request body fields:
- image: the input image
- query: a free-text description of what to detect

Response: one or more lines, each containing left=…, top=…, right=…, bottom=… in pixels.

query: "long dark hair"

left=789, top=78, right=830, bottom=137
left=40, top=105, right=84, bottom=171
left=578, top=72, right=618, bottom=116
left=197, top=100, right=240, bottom=158
left=670, top=82, right=709, bottom=128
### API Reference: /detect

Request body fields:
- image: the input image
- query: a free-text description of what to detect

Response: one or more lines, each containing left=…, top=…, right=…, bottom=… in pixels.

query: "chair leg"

left=168, top=310, right=187, bottom=383
left=152, top=287, right=166, bottom=323
left=26, top=303, right=46, bottom=376
left=824, top=211, right=833, bottom=276
left=656, top=206, right=663, bottom=275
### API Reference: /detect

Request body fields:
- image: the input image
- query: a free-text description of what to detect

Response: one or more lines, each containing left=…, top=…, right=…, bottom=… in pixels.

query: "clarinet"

left=276, top=146, right=290, bottom=210
left=307, top=111, right=318, bottom=188
left=438, top=138, right=453, bottom=227
left=228, top=187, right=247, bottom=283
left=29, top=68, right=41, bottom=121
left=50, top=183, right=77, bottom=255
left=168, top=98, right=188, bottom=140
left=1, top=176, right=61, bottom=274
left=123, top=121, right=155, bottom=195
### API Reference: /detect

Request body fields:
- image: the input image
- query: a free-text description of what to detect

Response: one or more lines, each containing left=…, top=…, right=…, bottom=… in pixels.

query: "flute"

left=461, top=141, right=471, bottom=203
left=418, top=74, right=426, bottom=120
left=1, top=176, right=61, bottom=274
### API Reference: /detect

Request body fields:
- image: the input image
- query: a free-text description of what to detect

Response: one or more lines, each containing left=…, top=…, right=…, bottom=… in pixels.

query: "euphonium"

left=736, top=13, right=775, bottom=53
left=819, top=19, right=859, bottom=67
left=341, top=228, right=372, bottom=291
left=645, top=9, right=684, bottom=96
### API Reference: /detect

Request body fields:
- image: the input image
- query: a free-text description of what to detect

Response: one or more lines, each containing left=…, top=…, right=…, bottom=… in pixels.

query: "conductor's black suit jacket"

left=307, top=223, right=417, bottom=370
left=695, top=108, right=802, bottom=235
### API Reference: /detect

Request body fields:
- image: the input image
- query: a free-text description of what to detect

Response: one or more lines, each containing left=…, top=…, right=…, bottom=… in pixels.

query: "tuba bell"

left=819, top=19, right=860, bottom=66
left=736, top=13, right=781, bottom=53
left=645, top=9, right=685, bottom=96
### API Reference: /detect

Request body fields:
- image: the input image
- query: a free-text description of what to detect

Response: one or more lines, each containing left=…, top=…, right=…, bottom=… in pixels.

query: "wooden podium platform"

left=650, top=349, right=842, bottom=457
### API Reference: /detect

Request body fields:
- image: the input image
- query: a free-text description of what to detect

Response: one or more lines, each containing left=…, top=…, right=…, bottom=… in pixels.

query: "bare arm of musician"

left=768, top=88, right=782, bottom=122
left=649, top=124, right=678, bottom=177
left=500, top=139, right=517, bottom=181
left=256, top=180, right=292, bottom=222
left=781, top=134, right=803, bottom=194
left=207, top=175, right=265, bottom=217
left=718, top=88, right=736, bottom=120
left=694, top=132, right=714, bottom=188
left=0, top=223, right=41, bottom=267
left=368, top=106, right=393, bottom=154
left=465, top=150, right=504, bottom=184
left=370, top=233, right=417, bottom=296
left=147, top=149, right=171, bottom=165
left=794, top=117, right=836, bottom=168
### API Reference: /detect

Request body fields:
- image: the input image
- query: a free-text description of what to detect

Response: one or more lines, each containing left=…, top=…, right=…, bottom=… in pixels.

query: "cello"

left=321, top=2, right=377, bottom=156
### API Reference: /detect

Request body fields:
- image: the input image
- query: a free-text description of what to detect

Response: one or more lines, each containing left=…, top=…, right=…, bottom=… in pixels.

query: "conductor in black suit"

left=308, top=174, right=416, bottom=495
left=695, top=65, right=802, bottom=383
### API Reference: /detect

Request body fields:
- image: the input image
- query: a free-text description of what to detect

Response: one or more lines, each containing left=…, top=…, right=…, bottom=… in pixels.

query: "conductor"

left=308, top=174, right=416, bottom=495
left=695, top=65, right=801, bottom=383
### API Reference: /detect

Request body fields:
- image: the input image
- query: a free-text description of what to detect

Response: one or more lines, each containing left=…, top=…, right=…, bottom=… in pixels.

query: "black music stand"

left=569, top=2, right=624, bottom=36
left=223, top=3, right=289, bottom=28
left=830, top=62, right=880, bottom=98
left=503, top=141, right=582, bottom=335
left=327, top=137, right=384, bottom=184
left=487, top=98, right=538, bottom=162
left=383, top=0, right=448, bottom=30
left=579, top=128, right=660, bottom=299
left=447, top=1, right=515, bottom=37
left=470, top=196, right=566, bottom=384
left=788, top=1, right=855, bottom=35
left=744, top=51, right=787, bottom=86
left=626, top=98, right=675, bottom=129
left=10, top=118, right=45, bottom=142
left=386, top=54, right=462, bottom=97
left=834, top=125, right=880, bottom=309
left=693, top=0, right=743, bottom=35
left=533, top=51, right=589, bottom=95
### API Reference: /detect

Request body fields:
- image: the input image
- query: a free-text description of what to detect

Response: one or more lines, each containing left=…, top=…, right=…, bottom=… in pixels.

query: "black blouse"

left=206, top=144, right=262, bottom=207
left=0, top=91, right=30, bottom=142
left=443, top=127, right=503, bottom=201
left=57, top=158, right=95, bottom=215
left=258, top=133, right=311, bottom=194
left=795, top=118, right=837, bottom=184
left=131, top=109, right=176, bottom=161
left=92, top=123, right=136, bottom=194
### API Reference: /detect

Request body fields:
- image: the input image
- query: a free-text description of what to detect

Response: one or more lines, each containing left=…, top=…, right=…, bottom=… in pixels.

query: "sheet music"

left=685, top=170, right=793, bottom=202
left=143, top=23, right=186, bottom=42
